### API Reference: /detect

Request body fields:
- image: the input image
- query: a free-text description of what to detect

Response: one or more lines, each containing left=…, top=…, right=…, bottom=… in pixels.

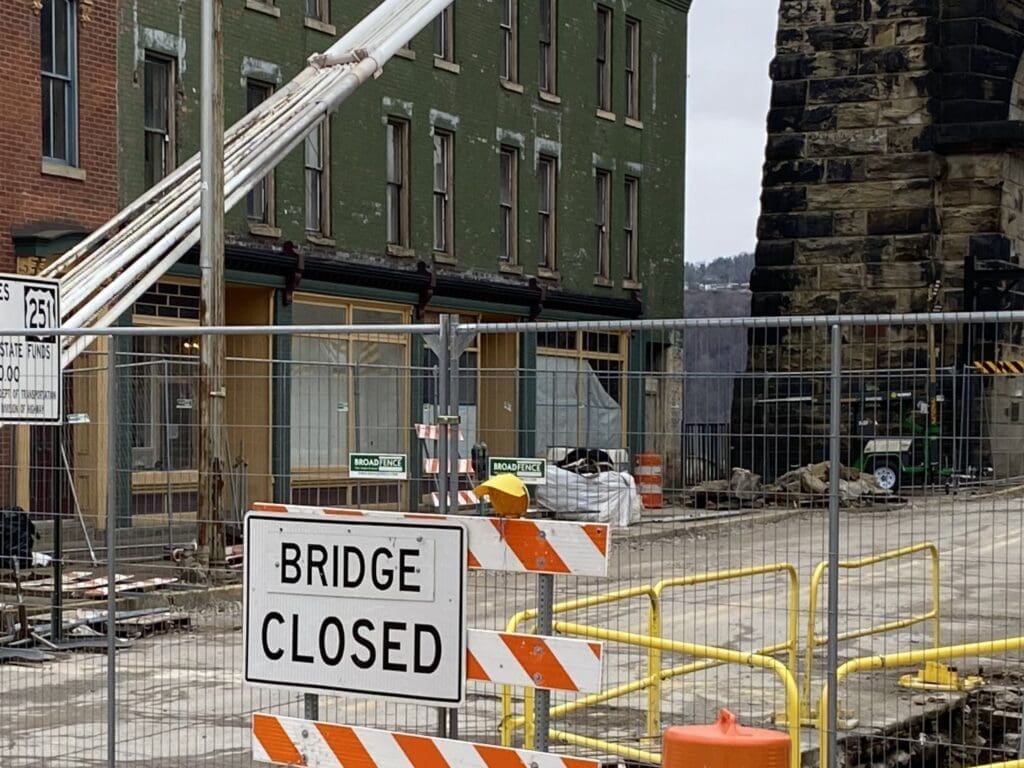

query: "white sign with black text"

left=0, top=275, right=61, bottom=424
left=243, top=512, right=467, bottom=705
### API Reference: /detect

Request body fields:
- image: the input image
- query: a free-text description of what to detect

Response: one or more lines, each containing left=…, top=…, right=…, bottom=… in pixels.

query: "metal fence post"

left=436, top=314, right=452, bottom=738
left=826, top=323, right=842, bottom=768
left=106, top=335, right=118, bottom=768
left=534, top=573, right=554, bottom=752
left=447, top=318, right=462, bottom=741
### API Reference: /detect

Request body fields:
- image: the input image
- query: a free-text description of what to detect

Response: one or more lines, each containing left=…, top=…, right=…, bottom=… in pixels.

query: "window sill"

left=245, top=0, right=280, bottom=18
left=304, top=17, right=336, bottom=35
left=433, top=251, right=457, bottom=265
left=386, top=244, right=415, bottom=258
left=433, top=58, right=461, bottom=74
left=593, top=275, right=614, bottom=288
left=536, top=267, right=560, bottom=281
left=500, top=79, right=524, bottom=94
left=625, top=116, right=644, bottom=130
left=248, top=222, right=281, bottom=238
left=596, top=109, right=617, bottom=122
left=395, top=47, right=416, bottom=61
left=499, top=261, right=524, bottom=275
left=622, top=279, right=643, bottom=290
left=132, top=469, right=199, bottom=488
left=307, top=233, right=335, bottom=247
left=538, top=91, right=561, bottom=105
left=41, top=161, right=86, bottom=181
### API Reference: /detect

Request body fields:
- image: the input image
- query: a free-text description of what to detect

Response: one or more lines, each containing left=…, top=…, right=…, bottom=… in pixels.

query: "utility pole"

left=198, top=0, right=226, bottom=573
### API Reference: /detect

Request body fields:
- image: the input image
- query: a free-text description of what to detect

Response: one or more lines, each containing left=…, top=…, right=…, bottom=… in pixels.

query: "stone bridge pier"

left=734, top=0, right=1024, bottom=480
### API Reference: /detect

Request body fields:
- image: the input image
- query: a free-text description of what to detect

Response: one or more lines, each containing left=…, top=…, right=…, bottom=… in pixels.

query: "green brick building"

left=59, top=0, right=690, bottom=523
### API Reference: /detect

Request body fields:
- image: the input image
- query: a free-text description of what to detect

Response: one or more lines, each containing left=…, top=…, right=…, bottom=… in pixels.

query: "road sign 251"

left=24, top=286, right=58, bottom=341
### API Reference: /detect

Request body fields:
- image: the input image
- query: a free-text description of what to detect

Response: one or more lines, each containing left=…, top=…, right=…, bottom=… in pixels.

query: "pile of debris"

left=689, top=462, right=892, bottom=509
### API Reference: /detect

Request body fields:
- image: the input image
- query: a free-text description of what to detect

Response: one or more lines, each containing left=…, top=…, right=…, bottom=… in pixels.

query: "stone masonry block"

left=805, top=181, right=892, bottom=209
left=796, top=236, right=891, bottom=264
left=807, top=23, right=871, bottom=50
left=807, top=127, right=888, bottom=155
left=834, top=209, right=870, bottom=235
left=837, top=102, right=882, bottom=128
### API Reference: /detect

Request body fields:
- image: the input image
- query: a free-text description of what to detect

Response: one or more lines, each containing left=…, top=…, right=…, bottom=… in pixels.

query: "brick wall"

left=0, top=2, right=119, bottom=268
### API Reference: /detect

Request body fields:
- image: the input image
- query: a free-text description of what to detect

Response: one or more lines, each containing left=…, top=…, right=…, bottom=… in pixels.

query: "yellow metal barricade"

left=802, top=542, right=941, bottom=721
left=818, top=636, right=1024, bottom=767
left=500, top=563, right=800, bottom=757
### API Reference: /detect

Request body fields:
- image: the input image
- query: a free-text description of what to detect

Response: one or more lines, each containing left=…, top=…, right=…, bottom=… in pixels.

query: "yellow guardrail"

left=554, top=622, right=802, bottom=768
left=803, top=542, right=940, bottom=720
left=500, top=563, right=799, bottom=756
left=817, top=636, right=1024, bottom=767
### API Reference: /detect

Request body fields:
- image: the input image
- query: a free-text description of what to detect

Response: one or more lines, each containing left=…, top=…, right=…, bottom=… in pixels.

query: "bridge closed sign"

left=244, top=512, right=467, bottom=704
left=349, top=453, right=408, bottom=479
left=488, top=457, right=547, bottom=484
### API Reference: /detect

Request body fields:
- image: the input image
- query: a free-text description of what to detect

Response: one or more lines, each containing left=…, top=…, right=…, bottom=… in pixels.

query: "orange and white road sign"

left=467, top=630, right=603, bottom=692
left=252, top=503, right=611, bottom=577
left=252, top=715, right=600, bottom=768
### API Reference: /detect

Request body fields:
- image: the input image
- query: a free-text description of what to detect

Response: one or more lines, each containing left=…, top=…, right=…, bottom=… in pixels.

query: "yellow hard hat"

left=474, top=473, right=530, bottom=518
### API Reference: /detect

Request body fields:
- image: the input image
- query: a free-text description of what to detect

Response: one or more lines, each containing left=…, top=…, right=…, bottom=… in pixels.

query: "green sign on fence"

left=488, top=457, right=547, bottom=484
left=348, top=453, right=408, bottom=480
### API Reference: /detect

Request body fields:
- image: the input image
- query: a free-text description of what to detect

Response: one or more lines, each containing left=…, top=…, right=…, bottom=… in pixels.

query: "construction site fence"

left=2, top=312, right=1024, bottom=768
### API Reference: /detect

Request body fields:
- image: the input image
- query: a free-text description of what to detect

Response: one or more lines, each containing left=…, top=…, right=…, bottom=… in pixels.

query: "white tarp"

left=535, top=355, right=622, bottom=454
left=534, top=466, right=641, bottom=527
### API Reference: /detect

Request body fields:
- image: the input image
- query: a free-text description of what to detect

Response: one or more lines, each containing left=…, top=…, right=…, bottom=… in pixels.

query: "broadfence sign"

left=243, top=512, right=467, bottom=705
left=0, top=274, right=61, bottom=424
left=348, top=452, right=408, bottom=479
left=488, top=457, right=547, bottom=484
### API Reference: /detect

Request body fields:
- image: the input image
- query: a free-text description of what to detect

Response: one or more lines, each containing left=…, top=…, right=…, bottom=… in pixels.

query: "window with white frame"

left=305, top=0, right=328, bottom=22
left=537, top=154, right=556, bottom=270
left=433, top=130, right=453, bottom=255
left=386, top=118, right=409, bottom=247
left=596, top=5, right=612, bottom=112
left=434, top=7, right=454, bottom=62
left=538, top=0, right=556, bottom=94
left=500, top=0, right=518, bottom=82
left=305, top=119, right=330, bottom=235
left=41, top=0, right=78, bottom=165
left=144, top=53, right=175, bottom=189
left=245, top=80, right=275, bottom=224
left=624, top=175, right=639, bottom=281
left=625, top=18, right=640, bottom=120
left=595, top=169, right=610, bottom=279
left=499, top=146, right=518, bottom=264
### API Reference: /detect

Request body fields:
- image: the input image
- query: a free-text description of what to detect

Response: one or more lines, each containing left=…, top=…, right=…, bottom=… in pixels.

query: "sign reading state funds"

left=244, top=512, right=467, bottom=705
left=0, top=275, right=61, bottom=424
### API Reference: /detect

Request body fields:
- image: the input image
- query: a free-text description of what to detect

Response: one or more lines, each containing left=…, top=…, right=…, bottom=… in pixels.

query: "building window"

left=625, top=18, right=640, bottom=120
left=386, top=118, right=410, bottom=248
left=305, top=119, right=330, bottom=235
left=537, top=154, right=557, bottom=270
left=624, top=175, right=639, bottom=281
left=143, top=53, right=175, bottom=189
left=596, top=5, right=612, bottom=112
left=434, top=7, right=454, bottom=62
left=433, top=130, right=454, bottom=256
left=500, top=0, right=518, bottom=83
left=499, top=146, right=518, bottom=264
left=305, top=0, right=328, bottom=22
left=539, top=0, right=556, bottom=94
left=129, top=334, right=199, bottom=472
left=595, top=170, right=610, bottom=279
left=245, top=80, right=275, bottom=224
left=41, top=0, right=78, bottom=165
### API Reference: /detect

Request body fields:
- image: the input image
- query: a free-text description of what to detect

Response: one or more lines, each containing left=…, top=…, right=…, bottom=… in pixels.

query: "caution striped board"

left=467, top=630, right=602, bottom=692
left=429, top=490, right=480, bottom=508
left=251, top=503, right=610, bottom=577
left=424, top=457, right=475, bottom=475
left=975, top=360, right=1024, bottom=375
left=253, top=715, right=600, bottom=768
left=415, top=423, right=464, bottom=441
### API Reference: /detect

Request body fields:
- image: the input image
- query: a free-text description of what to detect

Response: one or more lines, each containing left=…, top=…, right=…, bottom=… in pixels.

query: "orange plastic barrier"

left=634, top=453, right=663, bottom=509
left=662, top=709, right=790, bottom=768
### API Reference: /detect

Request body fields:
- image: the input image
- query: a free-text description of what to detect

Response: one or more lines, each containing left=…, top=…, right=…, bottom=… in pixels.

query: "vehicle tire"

left=870, top=459, right=901, bottom=493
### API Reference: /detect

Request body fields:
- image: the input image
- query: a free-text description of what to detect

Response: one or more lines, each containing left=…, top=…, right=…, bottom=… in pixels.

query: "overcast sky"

left=685, top=1, right=779, bottom=264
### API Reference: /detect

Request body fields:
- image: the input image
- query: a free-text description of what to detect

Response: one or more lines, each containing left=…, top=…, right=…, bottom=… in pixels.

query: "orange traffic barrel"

left=634, top=453, right=663, bottom=509
left=663, top=709, right=790, bottom=768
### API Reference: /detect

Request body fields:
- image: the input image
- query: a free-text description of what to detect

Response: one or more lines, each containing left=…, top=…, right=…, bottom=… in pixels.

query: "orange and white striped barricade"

left=253, top=715, right=600, bottom=768
left=467, top=630, right=603, bottom=693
